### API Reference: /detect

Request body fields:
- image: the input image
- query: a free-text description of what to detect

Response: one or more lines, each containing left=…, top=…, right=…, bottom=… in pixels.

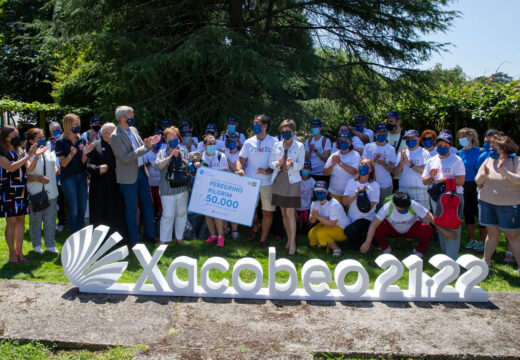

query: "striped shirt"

left=153, top=148, right=190, bottom=196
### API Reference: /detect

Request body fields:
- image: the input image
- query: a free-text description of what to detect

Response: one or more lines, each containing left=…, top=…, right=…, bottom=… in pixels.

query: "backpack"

left=433, top=178, right=463, bottom=229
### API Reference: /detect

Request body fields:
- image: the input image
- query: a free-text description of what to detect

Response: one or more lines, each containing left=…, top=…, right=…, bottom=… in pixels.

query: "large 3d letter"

left=301, top=259, right=332, bottom=296
left=200, top=257, right=230, bottom=295
left=133, top=244, right=169, bottom=292
left=232, top=258, right=263, bottom=295
left=166, top=256, right=198, bottom=294
left=268, top=247, right=297, bottom=297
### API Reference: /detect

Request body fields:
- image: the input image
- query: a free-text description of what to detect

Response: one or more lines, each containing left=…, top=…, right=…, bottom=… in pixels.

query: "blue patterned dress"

left=0, top=149, right=29, bottom=218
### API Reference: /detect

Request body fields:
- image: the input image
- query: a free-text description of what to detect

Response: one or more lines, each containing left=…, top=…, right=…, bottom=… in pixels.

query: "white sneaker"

left=46, top=247, right=59, bottom=254
left=382, top=246, right=392, bottom=254
left=413, top=248, right=424, bottom=258
left=33, top=246, right=43, bottom=254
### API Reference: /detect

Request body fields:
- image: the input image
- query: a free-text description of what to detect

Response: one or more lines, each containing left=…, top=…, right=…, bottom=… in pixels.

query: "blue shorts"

left=478, top=200, right=520, bottom=231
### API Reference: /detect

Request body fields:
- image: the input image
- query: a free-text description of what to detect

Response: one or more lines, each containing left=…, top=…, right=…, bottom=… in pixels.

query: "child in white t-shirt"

left=224, top=133, right=241, bottom=240
left=296, top=161, right=316, bottom=231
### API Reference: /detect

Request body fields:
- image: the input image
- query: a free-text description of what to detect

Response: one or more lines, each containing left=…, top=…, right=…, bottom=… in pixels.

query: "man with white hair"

left=110, top=106, right=161, bottom=245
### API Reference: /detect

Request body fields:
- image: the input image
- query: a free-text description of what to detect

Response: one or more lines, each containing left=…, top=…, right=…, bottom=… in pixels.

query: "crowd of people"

left=1, top=107, right=519, bottom=277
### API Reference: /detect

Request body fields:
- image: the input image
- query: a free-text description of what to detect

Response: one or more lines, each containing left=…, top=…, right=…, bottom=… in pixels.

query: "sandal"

left=9, top=255, right=19, bottom=264
left=176, top=239, right=186, bottom=246
left=17, top=254, right=28, bottom=262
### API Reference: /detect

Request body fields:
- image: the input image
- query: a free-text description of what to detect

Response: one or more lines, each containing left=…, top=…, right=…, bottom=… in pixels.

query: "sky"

left=419, top=0, right=520, bottom=79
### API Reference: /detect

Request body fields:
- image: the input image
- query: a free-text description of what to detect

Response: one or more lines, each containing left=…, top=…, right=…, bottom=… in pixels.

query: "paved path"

left=0, top=280, right=519, bottom=359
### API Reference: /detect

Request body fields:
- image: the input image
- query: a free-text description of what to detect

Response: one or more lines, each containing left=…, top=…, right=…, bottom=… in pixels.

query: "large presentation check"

left=188, top=167, right=261, bottom=226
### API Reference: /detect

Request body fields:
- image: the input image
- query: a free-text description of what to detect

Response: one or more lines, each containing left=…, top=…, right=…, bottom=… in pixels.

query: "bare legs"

left=5, top=215, right=26, bottom=262
left=259, top=210, right=273, bottom=244
left=205, top=216, right=224, bottom=237
left=484, top=226, right=520, bottom=269
left=281, top=207, right=297, bottom=255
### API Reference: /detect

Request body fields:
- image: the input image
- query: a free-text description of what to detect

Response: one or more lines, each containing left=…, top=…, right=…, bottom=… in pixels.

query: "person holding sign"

left=224, top=133, right=241, bottom=240
left=270, top=119, right=305, bottom=255
left=308, top=181, right=350, bottom=257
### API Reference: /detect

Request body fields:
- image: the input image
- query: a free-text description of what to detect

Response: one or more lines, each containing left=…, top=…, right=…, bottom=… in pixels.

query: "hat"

left=154, top=129, right=163, bottom=135
left=90, top=117, right=101, bottom=124
left=440, top=129, right=452, bottom=136
left=225, top=132, right=239, bottom=140
left=304, top=160, right=312, bottom=169
left=205, top=123, right=217, bottom=133
left=375, top=123, right=388, bottom=132
left=313, top=181, right=328, bottom=192
left=404, top=129, right=419, bottom=138
left=338, top=130, right=351, bottom=140
left=226, top=116, right=237, bottom=123
left=180, top=121, right=191, bottom=128
left=161, top=118, right=172, bottom=127
left=180, top=128, right=191, bottom=136
left=355, top=115, right=366, bottom=123
left=311, top=119, right=323, bottom=127
left=385, top=111, right=400, bottom=119
left=436, top=131, right=453, bottom=144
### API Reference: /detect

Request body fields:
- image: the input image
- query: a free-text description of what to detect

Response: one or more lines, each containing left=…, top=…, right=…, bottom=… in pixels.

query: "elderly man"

left=111, top=106, right=161, bottom=245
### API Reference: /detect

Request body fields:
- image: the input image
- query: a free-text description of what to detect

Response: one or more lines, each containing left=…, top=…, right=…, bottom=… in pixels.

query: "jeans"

left=120, top=169, right=155, bottom=245
left=61, top=173, right=88, bottom=234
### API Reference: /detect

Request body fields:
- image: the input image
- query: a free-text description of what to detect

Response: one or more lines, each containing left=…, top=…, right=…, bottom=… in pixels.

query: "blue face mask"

left=126, top=117, right=135, bottom=127
left=311, top=128, right=320, bottom=135
left=338, top=141, right=350, bottom=151
left=37, top=139, right=46, bottom=148
left=301, top=169, right=311, bottom=177
left=206, top=144, right=217, bottom=154
left=358, top=165, right=370, bottom=176
left=397, top=208, right=409, bottom=214
left=227, top=125, right=236, bottom=133
left=422, top=139, right=434, bottom=148
left=184, top=136, right=191, bottom=142
left=355, top=125, right=364, bottom=132
left=437, top=146, right=450, bottom=157
left=281, top=130, right=292, bottom=140
left=52, top=129, right=62, bottom=138
left=376, top=134, right=387, bottom=143
left=406, top=139, right=418, bottom=149
left=71, top=126, right=81, bottom=134
left=154, top=143, right=162, bottom=151
left=315, top=191, right=327, bottom=201
left=168, top=139, right=179, bottom=148
left=458, top=137, right=470, bottom=148
left=227, top=141, right=237, bottom=150
left=483, top=142, right=490, bottom=151
left=489, top=148, right=500, bottom=160
left=252, top=124, right=263, bottom=135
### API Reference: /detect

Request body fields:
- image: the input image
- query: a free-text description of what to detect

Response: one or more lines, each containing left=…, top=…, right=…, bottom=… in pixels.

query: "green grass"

left=0, top=218, right=518, bottom=291
left=0, top=341, right=142, bottom=360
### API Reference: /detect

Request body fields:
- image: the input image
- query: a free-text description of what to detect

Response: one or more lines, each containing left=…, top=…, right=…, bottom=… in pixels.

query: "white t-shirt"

left=395, top=147, right=431, bottom=188
left=298, top=177, right=316, bottom=211
left=219, top=132, right=246, bottom=145
left=202, top=151, right=229, bottom=170
left=305, top=135, right=332, bottom=175
left=196, top=140, right=226, bottom=153
left=376, top=200, right=428, bottom=233
left=143, top=151, right=161, bottom=187
left=332, top=136, right=364, bottom=152
left=225, top=149, right=240, bottom=168
left=239, top=135, right=276, bottom=187
left=27, top=150, right=59, bottom=200
left=362, top=142, right=397, bottom=188
left=422, top=153, right=465, bottom=194
left=325, top=150, right=361, bottom=196
left=310, top=197, right=350, bottom=229
left=344, top=179, right=380, bottom=221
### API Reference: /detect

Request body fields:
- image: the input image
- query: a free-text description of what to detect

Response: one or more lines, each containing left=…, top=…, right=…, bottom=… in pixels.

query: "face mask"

left=355, top=125, right=364, bottom=132
left=301, top=169, right=311, bottom=177
left=71, top=126, right=82, bottom=134
left=154, top=143, right=162, bottom=151
left=227, top=125, right=236, bottom=133
left=37, top=139, right=46, bottom=148
left=252, top=124, right=263, bottom=135
left=422, top=139, right=434, bottom=148
left=168, top=139, right=179, bottom=148
left=483, top=142, right=490, bottom=151
left=52, top=129, right=62, bottom=138
left=437, top=146, right=450, bottom=157
left=386, top=123, right=396, bottom=131
left=358, top=165, right=370, bottom=176
left=10, top=136, right=21, bottom=147
left=489, top=148, right=500, bottom=160
left=185, top=136, right=191, bottom=142
left=406, top=139, right=418, bottom=149
left=227, top=141, right=237, bottom=150
left=376, top=134, right=387, bottom=143
left=311, top=128, right=320, bottom=135
left=397, top=208, right=409, bottom=214
left=315, top=191, right=327, bottom=201
left=92, top=125, right=101, bottom=132
left=126, top=117, right=135, bottom=127
left=459, top=137, right=469, bottom=148
left=338, top=141, right=350, bottom=151
left=206, top=144, right=217, bottom=154
left=281, top=130, right=292, bottom=140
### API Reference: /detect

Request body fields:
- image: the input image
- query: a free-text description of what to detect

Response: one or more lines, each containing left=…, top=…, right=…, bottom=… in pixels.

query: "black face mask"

left=10, top=136, right=21, bottom=147
left=386, top=123, right=396, bottom=131
left=92, top=125, right=101, bottom=132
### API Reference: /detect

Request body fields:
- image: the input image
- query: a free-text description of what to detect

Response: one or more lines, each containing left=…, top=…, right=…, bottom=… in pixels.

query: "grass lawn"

left=0, top=217, right=518, bottom=291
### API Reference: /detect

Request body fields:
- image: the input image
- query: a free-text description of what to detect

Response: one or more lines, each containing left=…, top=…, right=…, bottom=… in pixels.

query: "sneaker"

left=33, top=246, right=43, bottom=254
left=46, top=247, right=59, bottom=254
left=473, top=241, right=485, bottom=253
left=332, top=249, right=341, bottom=257
left=465, top=240, right=477, bottom=249
left=413, top=248, right=423, bottom=258
left=206, top=235, right=217, bottom=243
left=56, top=225, right=65, bottom=232
left=231, top=231, right=240, bottom=240
left=504, top=251, right=515, bottom=263
left=382, top=246, right=392, bottom=254
left=217, top=236, right=225, bottom=247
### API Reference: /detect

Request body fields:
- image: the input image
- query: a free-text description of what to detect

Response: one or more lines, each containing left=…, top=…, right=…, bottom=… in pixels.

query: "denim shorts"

left=478, top=200, right=520, bottom=231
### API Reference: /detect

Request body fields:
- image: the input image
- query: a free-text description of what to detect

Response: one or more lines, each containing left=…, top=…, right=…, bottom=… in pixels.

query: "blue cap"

left=404, top=129, right=419, bottom=138
left=161, top=118, right=172, bottom=127
left=180, top=121, right=191, bottom=128
left=375, top=123, right=388, bottom=132
left=436, top=131, right=453, bottom=144
left=225, top=132, right=239, bottom=140
left=385, top=111, right=400, bottom=119
left=180, top=128, right=191, bottom=136
left=313, top=181, right=328, bottom=192
left=154, top=129, right=163, bottom=135
left=311, top=119, right=323, bottom=127
left=355, top=115, right=366, bottom=123
left=441, top=129, right=452, bottom=136
left=205, top=123, right=218, bottom=133
left=304, top=160, right=312, bottom=169
left=226, top=116, right=237, bottom=123
left=338, top=130, right=351, bottom=140
left=90, top=117, right=101, bottom=124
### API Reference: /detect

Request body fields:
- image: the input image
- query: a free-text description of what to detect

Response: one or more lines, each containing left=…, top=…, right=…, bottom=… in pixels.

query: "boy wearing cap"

left=196, top=124, right=226, bottom=152
left=305, top=119, right=332, bottom=183
left=394, top=129, right=431, bottom=210
left=81, top=117, right=103, bottom=144
left=179, top=121, right=199, bottom=146
left=219, top=116, right=246, bottom=149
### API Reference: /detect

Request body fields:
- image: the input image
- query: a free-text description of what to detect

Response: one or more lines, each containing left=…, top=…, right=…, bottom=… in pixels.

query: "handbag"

left=166, top=156, right=192, bottom=188
left=356, top=188, right=372, bottom=213
left=427, top=181, right=445, bottom=202
left=29, top=155, right=50, bottom=212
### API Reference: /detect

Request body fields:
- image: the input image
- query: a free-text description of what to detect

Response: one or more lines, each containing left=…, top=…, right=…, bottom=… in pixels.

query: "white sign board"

left=62, top=225, right=490, bottom=303
left=188, top=167, right=260, bottom=226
